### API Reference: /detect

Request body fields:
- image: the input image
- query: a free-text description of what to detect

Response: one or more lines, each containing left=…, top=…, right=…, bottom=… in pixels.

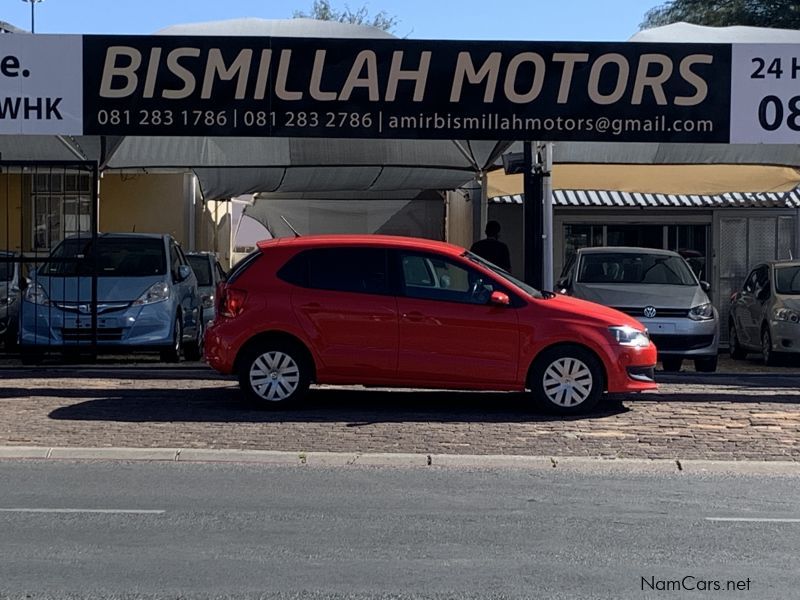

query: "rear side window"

left=226, top=250, right=262, bottom=284
left=279, top=247, right=389, bottom=295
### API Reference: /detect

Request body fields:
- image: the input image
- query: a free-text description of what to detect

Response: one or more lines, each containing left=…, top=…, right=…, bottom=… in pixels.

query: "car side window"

left=743, top=270, right=758, bottom=293
left=302, top=247, right=389, bottom=295
left=400, top=252, right=494, bottom=305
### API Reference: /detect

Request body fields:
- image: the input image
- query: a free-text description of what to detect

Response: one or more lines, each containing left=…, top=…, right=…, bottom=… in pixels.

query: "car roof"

left=256, top=234, right=466, bottom=257
left=767, top=260, right=800, bottom=267
left=577, top=246, right=680, bottom=257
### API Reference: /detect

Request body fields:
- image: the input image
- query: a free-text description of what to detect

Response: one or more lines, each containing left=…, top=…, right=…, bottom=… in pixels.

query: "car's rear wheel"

left=694, top=355, right=718, bottom=372
left=729, top=322, right=747, bottom=360
left=238, top=342, right=310, bottom=407
left=529, top=345, right=603, bottom=415
left=661, top=357, right=683, bottom=372
left=160, top=316, right=183, bottom=363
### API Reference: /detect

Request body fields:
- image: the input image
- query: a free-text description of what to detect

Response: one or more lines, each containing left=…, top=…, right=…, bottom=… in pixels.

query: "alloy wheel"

left=248, top=351, right=301, bottom=402
left=542, top=357, right=594, bottom=407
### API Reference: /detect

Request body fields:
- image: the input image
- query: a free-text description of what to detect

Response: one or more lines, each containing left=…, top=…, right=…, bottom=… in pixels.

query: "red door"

left=290, top=247, right=398, bottom=382
left=395, top=252, right=519, bottom=387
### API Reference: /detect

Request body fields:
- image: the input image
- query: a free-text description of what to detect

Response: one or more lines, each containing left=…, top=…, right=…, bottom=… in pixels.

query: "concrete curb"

left=0, top=445, right=799, bottom=474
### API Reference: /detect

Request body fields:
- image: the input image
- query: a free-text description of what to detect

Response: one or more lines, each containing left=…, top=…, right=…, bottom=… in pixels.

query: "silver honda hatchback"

left=558, top=247, right=719, bottom=372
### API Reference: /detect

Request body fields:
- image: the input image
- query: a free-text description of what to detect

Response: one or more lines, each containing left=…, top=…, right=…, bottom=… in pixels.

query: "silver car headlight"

left=609, top=325, right=650, bottom=348
left=133, top=281, right=169, bottom=305
left=688, top=302, right=714, bottom=321
left=23, top=282, right=51, bottom=306
left=774, top=308, right=800, bottom=323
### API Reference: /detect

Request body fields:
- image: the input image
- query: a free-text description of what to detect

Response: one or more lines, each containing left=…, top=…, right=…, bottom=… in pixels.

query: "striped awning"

left=490, top=189, right=800, bottom=208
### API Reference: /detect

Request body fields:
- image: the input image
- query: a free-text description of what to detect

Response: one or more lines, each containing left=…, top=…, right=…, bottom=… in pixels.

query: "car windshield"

left=187, top=255, right=212, bottom=286
left=464, top=251, right=543, bottom=299
left=578, top=252, right=697, bottom=286
left=41, top=237, right=166, bottom=277
left=775, top=265, right=800, bottom=295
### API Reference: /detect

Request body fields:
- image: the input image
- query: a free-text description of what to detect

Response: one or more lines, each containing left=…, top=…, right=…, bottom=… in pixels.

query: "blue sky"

left=4, top=0, right=662, bottom=40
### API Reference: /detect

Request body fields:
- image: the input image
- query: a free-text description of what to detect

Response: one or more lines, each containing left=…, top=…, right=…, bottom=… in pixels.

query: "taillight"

left=218, top=286, right=247, bottom=318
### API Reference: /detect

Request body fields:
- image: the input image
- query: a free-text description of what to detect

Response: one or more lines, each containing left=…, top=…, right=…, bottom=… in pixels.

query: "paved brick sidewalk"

left=1, top=362, right=798, bottom=461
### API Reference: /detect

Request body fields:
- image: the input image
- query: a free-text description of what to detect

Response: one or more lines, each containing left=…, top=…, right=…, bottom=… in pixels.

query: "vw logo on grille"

left=643, top=306, right=657, bottom=318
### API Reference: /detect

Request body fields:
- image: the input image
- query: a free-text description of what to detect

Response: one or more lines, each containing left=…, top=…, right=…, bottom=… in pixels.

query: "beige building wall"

left=99, top=172, right=187, bottom=243
left=0, top=174, right=24, bottom=252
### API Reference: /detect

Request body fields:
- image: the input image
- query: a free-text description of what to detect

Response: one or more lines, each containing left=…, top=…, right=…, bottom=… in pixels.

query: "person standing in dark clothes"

left=470, top=220, right=512, bottom=272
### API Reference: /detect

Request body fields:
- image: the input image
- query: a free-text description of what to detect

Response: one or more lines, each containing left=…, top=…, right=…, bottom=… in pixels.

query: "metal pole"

left=30, top=1, right=34, bottom=33
left=541, top=142, right=554, bottom=290
left=523, top=141, right=544, bottom=289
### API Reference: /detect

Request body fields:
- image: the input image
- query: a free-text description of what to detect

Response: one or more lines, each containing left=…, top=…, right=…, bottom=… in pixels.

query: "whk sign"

left=0, top=35, right=83, bottom=135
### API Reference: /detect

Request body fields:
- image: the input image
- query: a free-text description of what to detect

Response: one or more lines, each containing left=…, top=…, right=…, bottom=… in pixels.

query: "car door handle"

left=402, top=311, right=425, bottom=322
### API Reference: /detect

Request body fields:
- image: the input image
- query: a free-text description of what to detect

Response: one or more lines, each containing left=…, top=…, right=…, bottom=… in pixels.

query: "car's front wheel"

left=238, top=342, right=310, bottom=407
left=694, top=355, right=718, bottom=372
left=160, top=316, right=183, bottom=363
left=761, top=327, right=779, bottom=366
left=529, top=345, right=603, bottom=415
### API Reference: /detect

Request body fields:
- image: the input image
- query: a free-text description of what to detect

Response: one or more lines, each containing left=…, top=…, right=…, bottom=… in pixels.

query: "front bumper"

left=769, top=320, right=800, bottom=354
left=640, top=315, right=719, bottom=358
left=19, top=300, right=175, bottom=349
left=605, top=342, right=658, bottom=393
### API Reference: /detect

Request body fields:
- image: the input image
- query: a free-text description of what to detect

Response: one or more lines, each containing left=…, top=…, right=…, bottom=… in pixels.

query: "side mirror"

left=556, top=277, right=570, bottom=293
left=489, top=291, right=510, bottom=306
left=178, top=264, right=193, bottom=282
left=700, top=280, right=711, bottom=293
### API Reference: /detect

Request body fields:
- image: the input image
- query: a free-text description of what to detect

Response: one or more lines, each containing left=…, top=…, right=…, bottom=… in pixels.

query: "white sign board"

left=0, top=35, right=82, bottom=135
left=731, top=44, right=800, bottom=144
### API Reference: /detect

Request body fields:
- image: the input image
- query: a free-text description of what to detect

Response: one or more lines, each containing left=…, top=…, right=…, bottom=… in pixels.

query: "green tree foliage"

left=293, top=0, right=399, bottom=32
left=641, top=0, right=800, bottom=29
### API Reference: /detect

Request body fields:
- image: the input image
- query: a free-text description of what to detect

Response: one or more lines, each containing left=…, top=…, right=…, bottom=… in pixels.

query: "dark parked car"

left=205, top=235, right=657, bottom=415
left=20, top=233, right=203, bottom=362
left=0, top=252, right=24, bottom=348
left=187, top=251, right=227, bottom=328
left=729, top=260, right=800, bottom=365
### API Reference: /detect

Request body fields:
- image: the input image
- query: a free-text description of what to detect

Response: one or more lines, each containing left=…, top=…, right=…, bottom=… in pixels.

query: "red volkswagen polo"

left=205, top=235, right=657, bottom=414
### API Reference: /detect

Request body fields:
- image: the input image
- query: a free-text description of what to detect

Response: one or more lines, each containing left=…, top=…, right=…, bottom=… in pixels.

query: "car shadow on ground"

left=34, top=386, right=633, bottom=424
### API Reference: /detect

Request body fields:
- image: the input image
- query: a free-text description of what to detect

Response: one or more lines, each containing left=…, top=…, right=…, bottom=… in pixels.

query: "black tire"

left=237, top=341, right=311, bottom=408
left=694, top=355, right=718, bottom=373
left=528, top=345, right=604, bottom=415
left=729, top=322, right=747, bottom=360
left=20, top=347, right=44, bottom=365
left=183, top=315, right=204, bottom=362
left=761, top=327, right=779, bottom=366
left=160, top=316, right=183, bottom=363
left=661, top=357, right=683, bottom=372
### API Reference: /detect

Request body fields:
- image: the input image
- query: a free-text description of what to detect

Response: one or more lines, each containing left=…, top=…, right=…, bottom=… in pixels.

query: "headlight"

left=23, top=282, right=51, bottom=306
left=133, top=281, right=169, bottom=305
left=609, top=325, right=650, bottom=348
left=688, top=302, right=714, bottom=321
left=201, top=293, right=214, bottom=309
left=774, top=308, right=800, bottom=323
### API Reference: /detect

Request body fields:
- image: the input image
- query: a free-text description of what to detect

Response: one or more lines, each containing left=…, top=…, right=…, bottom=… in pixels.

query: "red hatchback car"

left=205, top=235, right=657, bottom=414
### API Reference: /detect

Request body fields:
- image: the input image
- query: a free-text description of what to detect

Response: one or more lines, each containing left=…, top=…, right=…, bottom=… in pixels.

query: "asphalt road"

left=0, top=461, right=798, bottom=599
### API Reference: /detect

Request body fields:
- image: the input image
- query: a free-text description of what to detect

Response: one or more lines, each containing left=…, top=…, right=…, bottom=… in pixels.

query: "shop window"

left=31, top=172, right=92, bottom=251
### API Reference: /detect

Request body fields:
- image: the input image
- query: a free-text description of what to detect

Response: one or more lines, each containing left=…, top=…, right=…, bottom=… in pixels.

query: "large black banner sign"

left=82, top=35, right=731, bottom=141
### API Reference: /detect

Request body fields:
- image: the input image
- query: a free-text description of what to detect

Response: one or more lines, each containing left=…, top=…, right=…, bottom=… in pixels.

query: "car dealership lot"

left=0, top=356, right=798, bottom=461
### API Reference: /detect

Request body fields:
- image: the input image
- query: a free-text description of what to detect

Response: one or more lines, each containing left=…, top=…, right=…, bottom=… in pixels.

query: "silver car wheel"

left=249, top=351, right=301, bottom=402
left=542, top=357, right=594, bottom=407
